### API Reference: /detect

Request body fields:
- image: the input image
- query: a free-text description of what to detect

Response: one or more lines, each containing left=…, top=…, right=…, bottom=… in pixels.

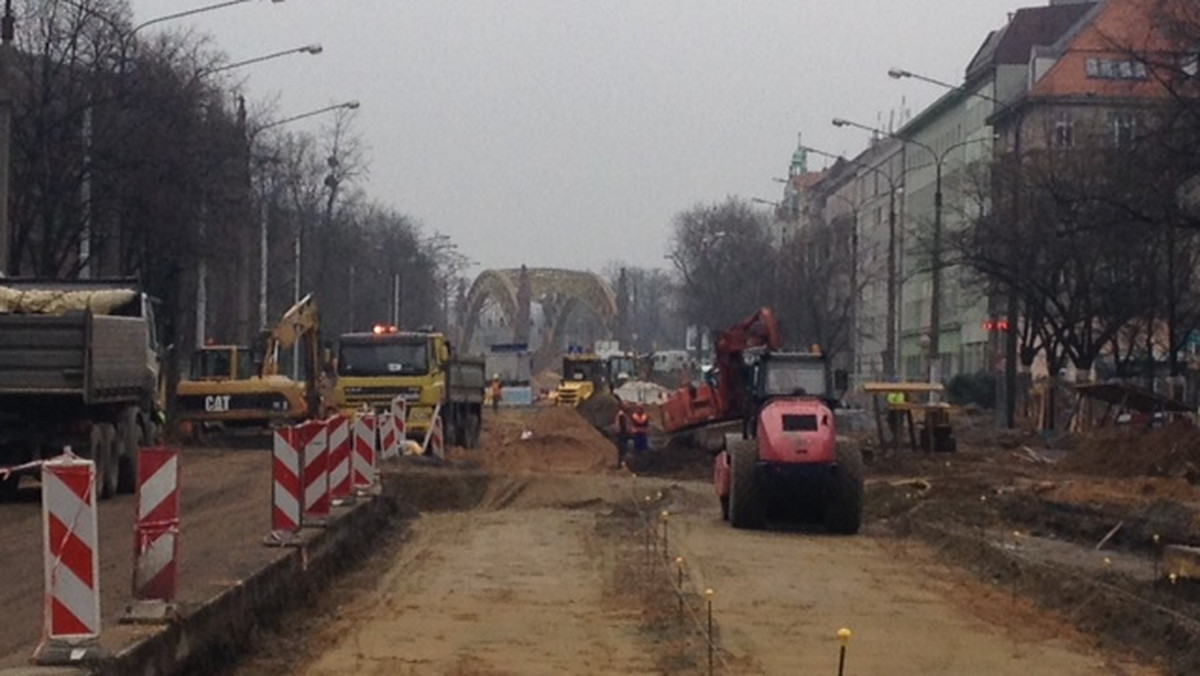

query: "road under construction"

left=2, top=401, right=1200, bottom=674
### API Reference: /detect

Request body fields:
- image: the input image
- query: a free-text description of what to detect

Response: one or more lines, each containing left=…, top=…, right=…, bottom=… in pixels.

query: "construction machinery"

left=0, top=279, right=163, bottom=501
left=555, top=353, right=609, bottom=407
left=334, top=325, right=485, bottom=448
left=661, top=308, right=862, bottom=533
left=174, top=294, right=322, bottom=439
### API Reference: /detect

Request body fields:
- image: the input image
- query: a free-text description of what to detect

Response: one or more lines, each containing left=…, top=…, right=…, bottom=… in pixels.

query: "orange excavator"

left=660, top=307, right=783, bottom=433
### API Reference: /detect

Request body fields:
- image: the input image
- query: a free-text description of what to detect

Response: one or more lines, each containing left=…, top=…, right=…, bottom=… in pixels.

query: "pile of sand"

left=0, top=287, right=137, bottom=315
left=1061, top=423, right=1200, bottom=481
left=454, top=407, right=617, bottom=474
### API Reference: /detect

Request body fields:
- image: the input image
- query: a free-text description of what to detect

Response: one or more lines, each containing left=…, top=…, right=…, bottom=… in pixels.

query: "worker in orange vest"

left=630, top=404, right=651, bottom=455
left=489, top=375, right=504, bottom=411
left=612, top=401, right=631, bottom=468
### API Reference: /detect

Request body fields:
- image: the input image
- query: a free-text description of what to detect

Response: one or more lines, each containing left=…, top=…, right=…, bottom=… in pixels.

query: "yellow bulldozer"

left=555, top=353, right=609, bottom=407
left=175, top=294, right=324, bottom=440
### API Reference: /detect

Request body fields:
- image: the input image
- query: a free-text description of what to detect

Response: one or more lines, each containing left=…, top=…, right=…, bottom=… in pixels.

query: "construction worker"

left=630, top=404, right=651, bottom=456
left=612, top=400, right=631, bottom=468
left=490, top=375, right=504, bottom=411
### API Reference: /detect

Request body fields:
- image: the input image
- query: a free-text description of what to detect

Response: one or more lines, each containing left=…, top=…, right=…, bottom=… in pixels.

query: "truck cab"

left=335, top=325, right=484, bottom=447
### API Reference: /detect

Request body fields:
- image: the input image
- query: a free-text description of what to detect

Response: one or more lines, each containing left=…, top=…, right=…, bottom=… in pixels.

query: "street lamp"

left=193, top=43, right=325, bottom=348
left=131, top=0, right=285, bottom=39
left=197, top=44, right=322, bottom=78
left=800, top=142, right=904, bottom=379
left=250, top=101, right=359, bottom=376
left=833, top=116, right=993, bottom=388
left=889, top=65, right=1024, bottom=426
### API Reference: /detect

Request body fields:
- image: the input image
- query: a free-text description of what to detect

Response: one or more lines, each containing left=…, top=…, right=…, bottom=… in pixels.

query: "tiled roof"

left=966, top=3, right=1097, bottom=77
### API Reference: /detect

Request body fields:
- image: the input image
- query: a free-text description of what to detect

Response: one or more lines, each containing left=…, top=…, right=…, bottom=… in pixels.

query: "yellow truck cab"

left=335, top=325, right=485, bottom=448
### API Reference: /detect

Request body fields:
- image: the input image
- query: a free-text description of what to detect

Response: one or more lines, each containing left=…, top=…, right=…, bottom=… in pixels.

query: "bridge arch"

left=461, top=267, right=619, bottom=358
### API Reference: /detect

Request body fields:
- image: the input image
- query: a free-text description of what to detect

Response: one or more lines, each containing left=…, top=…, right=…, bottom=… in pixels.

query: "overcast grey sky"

left=129, top=0, right=1033, bottom=274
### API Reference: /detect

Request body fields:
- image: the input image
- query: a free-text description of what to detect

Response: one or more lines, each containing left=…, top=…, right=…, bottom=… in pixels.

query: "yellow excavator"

left=175, top=294, right=323, bottom=440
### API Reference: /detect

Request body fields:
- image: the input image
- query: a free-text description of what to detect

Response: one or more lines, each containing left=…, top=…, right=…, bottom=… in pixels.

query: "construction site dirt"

left=5, top=408, right=1200, bottom=674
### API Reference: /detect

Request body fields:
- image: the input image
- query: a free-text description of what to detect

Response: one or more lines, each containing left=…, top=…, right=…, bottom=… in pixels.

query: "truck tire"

left=824, top=445, right=864, bottom=535
left=729, top=441, right=764, bottom=529
left=88, top=424, right=118, bottom=500
left=116, top=408, right=142, bottom=495
left=465, top=413, right=481, bottom=450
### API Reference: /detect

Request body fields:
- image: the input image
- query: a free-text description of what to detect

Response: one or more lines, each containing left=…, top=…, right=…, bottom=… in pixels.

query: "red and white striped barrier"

left=268, top=426, right=303, bottom=542
left=391, top=396, right=408, bottom=441
left=378, top=412, right=399, bottom=460
left=352, top=412, right=377, bottom=492
left=133, top=447, right=180, bottom=601
left=37, top=455, right=101, bottom=650
left=299, top=419, right=330, bottom=524
left=326, top=414, right=352, bottom=504
left=421, top=402, right=444, bottom=458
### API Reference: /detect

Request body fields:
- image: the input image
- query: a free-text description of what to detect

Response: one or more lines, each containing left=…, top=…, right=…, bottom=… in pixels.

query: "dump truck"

left=334, top=325, right=485, bottom=448
left=175, top=294, right=322, bottom=439
left=0, top=279, right=163, bottom=501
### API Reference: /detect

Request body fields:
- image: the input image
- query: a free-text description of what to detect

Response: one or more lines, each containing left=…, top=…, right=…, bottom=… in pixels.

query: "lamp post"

left=833, top=116, right=993, bottom=388
left=800, top=142, right=903, bottom=379
left=889, top=65, right=1023, bottom=426
left=197, top=43, right=321, bottom=78
left=251, top=100, right=360, bottom=334
left=192, top=43, right=325, bottom=350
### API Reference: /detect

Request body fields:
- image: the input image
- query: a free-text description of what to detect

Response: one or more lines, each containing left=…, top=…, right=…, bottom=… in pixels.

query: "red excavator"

left=661, top=307, right=863, bottom=534
left=660, top=307, right=783, bottom=434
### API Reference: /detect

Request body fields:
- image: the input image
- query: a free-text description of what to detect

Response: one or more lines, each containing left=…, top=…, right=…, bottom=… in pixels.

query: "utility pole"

left=0, top=0, right=14, bottom=276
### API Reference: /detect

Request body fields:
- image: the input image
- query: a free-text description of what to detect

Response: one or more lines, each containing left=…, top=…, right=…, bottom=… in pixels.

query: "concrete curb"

left=4, top=491, right=399, bottom=676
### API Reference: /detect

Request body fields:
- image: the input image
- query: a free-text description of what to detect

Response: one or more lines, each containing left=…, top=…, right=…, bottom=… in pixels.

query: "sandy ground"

left=0, top=446, right=280, bottom=667
left=241, top=408, right=1155, bottom=676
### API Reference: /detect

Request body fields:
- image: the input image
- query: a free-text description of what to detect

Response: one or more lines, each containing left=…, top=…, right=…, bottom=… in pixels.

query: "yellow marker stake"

left=837, top=627, right=852, bottom=676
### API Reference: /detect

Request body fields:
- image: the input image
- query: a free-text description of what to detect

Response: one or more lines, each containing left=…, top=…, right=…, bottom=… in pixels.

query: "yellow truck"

left=334, top=325, right=485, bottom=449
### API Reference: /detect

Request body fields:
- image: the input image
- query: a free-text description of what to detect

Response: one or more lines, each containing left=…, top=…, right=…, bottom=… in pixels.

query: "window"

left=1085, top=58, right=1148, bottom=80
left=782, top=414, right=819, bottom=432
left=1112, top=113, right=1138, bottom=148
left=1054, top=112, right=1074, bottom=149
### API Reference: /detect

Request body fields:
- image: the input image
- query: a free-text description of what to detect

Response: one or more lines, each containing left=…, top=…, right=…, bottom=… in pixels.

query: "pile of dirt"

left=1061, top=423, right=1200, bottom=481
left=451, top=407, right=618, bottom=475
left=577, top=392, right=622, bottom=431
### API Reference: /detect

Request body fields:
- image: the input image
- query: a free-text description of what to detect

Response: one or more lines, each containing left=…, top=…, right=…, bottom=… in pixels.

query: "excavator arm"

left=661, top=307, right=782, bottom=433
left=261, top=294, right=320, bottom=377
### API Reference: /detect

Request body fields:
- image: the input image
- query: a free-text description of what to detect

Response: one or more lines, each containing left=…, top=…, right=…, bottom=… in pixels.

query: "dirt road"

left=231, top=410, right=1152, bottom=675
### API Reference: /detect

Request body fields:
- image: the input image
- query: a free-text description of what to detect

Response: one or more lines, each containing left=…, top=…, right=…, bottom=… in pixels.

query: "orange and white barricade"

left=326, top=414, right=352, bottom=504
left=34, top=453, right=104, bottom=664
left=267, top=426, right=303, bottom=545
left=122, top=447, right=180, bottom=623
left=352, top=412, right=378, bottom=492
left=299, top=419, right=330, bottom=525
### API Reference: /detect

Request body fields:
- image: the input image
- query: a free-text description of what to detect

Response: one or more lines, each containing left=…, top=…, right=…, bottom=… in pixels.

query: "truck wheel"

left=729, top=441, right=764, bottom=529
left=88, top=425, right=117, bottom=500
left=117, top=408, right=142, bottom=494
left=824, top=445, right=864, bottom=535
left=465, top=413, right=481, bottom=449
